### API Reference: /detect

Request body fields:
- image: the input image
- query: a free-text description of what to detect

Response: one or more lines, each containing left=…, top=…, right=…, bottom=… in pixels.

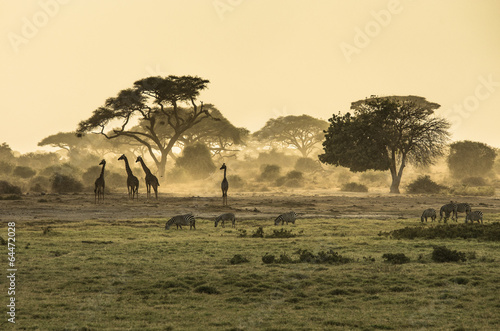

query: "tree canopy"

left=77, top=75, right=218, bottom=177
left=447, top=140, right=496, bottom=178
left=253, top=115, right=329, bottom=157
left=319, top=96, right=450, bottom=193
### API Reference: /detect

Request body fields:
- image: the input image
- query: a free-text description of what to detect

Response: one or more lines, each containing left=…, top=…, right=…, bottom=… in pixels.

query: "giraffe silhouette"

left=220, top=163, right=229, bottom=206
left=135, top=156, right=159, bottom=199
left=94, top=159, right=106, bottom=204
left=118, top=154, right=139, bottom=199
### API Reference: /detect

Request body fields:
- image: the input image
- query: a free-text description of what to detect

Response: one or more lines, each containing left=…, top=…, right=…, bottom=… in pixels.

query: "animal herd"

left=93, top=156, right=229, bottom=205
left=421, top=201, right=484, bottom=224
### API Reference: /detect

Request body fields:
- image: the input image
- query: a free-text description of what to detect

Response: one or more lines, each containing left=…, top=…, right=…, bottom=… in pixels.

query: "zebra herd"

left=421, top=201, right=484, bottom=224
left=164, top=211, right=298, bottom=230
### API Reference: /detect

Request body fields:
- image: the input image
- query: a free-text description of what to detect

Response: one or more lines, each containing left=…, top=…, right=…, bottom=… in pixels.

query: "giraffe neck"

left=123, top=157, right=133, bottom=176
left=140, top=159, right=152, bottom=176
left=224, top=168, right=227, bottom=179
left=100, top=163, right=105, bottom=178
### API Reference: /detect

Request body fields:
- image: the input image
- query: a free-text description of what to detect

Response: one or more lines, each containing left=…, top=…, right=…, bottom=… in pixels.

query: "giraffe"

left=94, top=159, right=106, bottom=204
left=118, top=154, right=139, bottom=199
left=135, top=156, right=159, bottom=199
left=220, top=163, right=228, bottom=206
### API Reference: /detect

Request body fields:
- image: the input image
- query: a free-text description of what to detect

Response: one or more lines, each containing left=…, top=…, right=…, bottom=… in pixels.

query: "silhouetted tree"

left=253, top=115, right=329, bottom=157
left=175, top=143, right=216, bottom=180
left=77, top=75, right=217, bottom=177
left=319, top=96, right=450, bottom=193
left=447, top=141, right=496, bottom=178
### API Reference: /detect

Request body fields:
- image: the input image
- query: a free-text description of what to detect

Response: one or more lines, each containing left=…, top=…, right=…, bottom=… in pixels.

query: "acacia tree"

left=77, top=75, right=216, bottom=177
left=447, top=140, right=496, bottom=178
left=319, top=96, right=450, bottom=193
left=253, top=115, right=329, bottom=157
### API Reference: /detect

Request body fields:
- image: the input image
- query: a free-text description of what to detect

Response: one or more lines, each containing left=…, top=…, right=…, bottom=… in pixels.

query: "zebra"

left=165, top=214, right=196, bottom=230
left=465, top=211, right=483, bottom=224
left=439, top=201, right=457, bottom=223
left=421, top=208, right=437, bottom=223
left=274, top=211, right=297, bottom=225
left=456, top=203, right=472, bottom=221
left=214, top=212, right=236, bottom=228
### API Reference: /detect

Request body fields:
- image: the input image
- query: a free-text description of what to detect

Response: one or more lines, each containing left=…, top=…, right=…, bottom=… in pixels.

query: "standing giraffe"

left=135, top=156, right=159, bottom=199
left=118, top=154, right=139, bottom=199
left=94, top=159, right=106, bottom=204
left=220, top=163, right=229, bottom=206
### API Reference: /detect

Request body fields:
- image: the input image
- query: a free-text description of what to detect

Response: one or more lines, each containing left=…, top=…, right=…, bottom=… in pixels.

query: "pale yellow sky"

left=1, top=0, right=500, bottom=153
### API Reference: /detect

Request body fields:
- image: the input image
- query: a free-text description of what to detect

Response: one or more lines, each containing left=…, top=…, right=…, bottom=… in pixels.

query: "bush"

left=431, top=246, right=466, bottom=263
left=0, top=162, right=14, bottom=175
left=462, top=177, right=488, bottom=187
left=450, top=185, right=495, bottom=197
left=297, top=249, right=353, bottom=264
left=266, top=228, right=297, bottom=238
left=262, top=253, right=276, bottom=264
left=295, top=157, right=321, bottom=173
left=380, top=223, right=500, bottom=241
left=406, top=175, right=447, bottom=194
left=194, top=285, right=220, bottom=294
left=259, top=164, right=281, bottom=181
left=0, top=181, right=22, bottom=195
left=341, top=182, right=368, bottom=192
left=227, top=175, right=245, bottom=189
left=175, top=143, right=216, bottom=180
left=251, top=227, right=265, bottom=238
left=13, top=166, right=36, bottom=179
left=276, top=170, right=304, bottom=187
left=382, top=253, right=410, bottom=264
left=229, top=254, right=249, bottom=264
left=51, top=173, right=84, bottom=193
left=29, top=176, right=50, bottom=193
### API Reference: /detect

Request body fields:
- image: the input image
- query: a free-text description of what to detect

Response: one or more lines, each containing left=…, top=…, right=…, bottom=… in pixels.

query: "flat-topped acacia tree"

left=77, top=75, right=217, bottom=177
left=319, top=96, right=450, bottom=193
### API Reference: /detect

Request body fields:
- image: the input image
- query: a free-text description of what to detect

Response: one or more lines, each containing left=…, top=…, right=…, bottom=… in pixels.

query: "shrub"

left=380, top=223, right=500, bottom=241
left=431, top=246, right=466, bottom=263
left=276, top=170, right=304, bottom=187
left=462, top=177, right=488, bottom=187
left=251, top=227, right=265, bottom=238
left=0, top=181, right=22, bottom=195
left=194, top=285, right=220, bottom=294
left=266, top=228, right=297, bottom=238
left=51, top=173, right=83, bottom=193
left=0, top=162, right=14, bottom=175
left=262, top=253, right=275, bottom=264
left=227, top=175, right=245, bottom=189
left=29, top=176, right=50, bottom=192
left=341, top=182, right=368, bottom=192
left=297, top=249, right=353, bottom=264
left=450, top=185, right=495, bottom=197
left=13, top=166, right=36, bottom=179
left=259, top=164, right=281, bottom=181
left=229, top=254, right=249, bottom=264
left=406, top=175, right=447, bottom=194
left=295, top=157, right=321, bottom=173
left=175, top=143, right=216, bottom=180
left=382, top=253, right=410, bottom=264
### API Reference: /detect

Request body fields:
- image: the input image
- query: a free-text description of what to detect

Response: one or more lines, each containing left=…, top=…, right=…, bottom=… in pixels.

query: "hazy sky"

left=1, top=0, right=500, bottom=153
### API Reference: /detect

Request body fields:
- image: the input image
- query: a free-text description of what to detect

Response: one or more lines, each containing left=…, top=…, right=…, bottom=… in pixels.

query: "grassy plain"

left=2, top=205, right=500, bottom=330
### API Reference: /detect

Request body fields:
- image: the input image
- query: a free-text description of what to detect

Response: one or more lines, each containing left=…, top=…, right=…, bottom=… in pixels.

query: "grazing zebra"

left=214, top=212, right=236, bottom=228
left=439, top=202, right=457, bottom=223
left=421, top=208, right=437, bottom=223
left=465, top=211, right=483, bottom=224
left=274, top=211, right=298, bottom=225
left=456, top=203, right=472, bottom=221
left=165, top=214, right=196, bottom=230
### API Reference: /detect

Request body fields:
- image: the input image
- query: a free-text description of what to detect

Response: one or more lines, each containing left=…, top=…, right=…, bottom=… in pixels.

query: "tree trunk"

left=389, top=152, right=406, bottom=194
left=390, top=173, right=401, bottom=194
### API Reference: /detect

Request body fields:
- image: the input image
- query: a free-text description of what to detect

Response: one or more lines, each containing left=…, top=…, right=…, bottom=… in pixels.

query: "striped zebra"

left=465, top=211, right=483, bottom=224
left=421, top=208, right=436, bottom=223
left=456, top=203, right=472, bottom=221
left=439, top=202, right=457, bottom=223
left=274, top=211, right=297, bottom=225
left=165, top=214, right=196, bottom=230
left=214, top=212, right=236, bottom=228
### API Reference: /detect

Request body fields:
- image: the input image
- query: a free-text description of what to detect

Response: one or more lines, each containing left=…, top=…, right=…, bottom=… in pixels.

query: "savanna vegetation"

left=3, top=212, right=500, bottom=330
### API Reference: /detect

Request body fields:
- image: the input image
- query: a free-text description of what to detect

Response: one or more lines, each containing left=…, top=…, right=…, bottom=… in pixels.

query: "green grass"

left=3, top=217, right=500, bottom=330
